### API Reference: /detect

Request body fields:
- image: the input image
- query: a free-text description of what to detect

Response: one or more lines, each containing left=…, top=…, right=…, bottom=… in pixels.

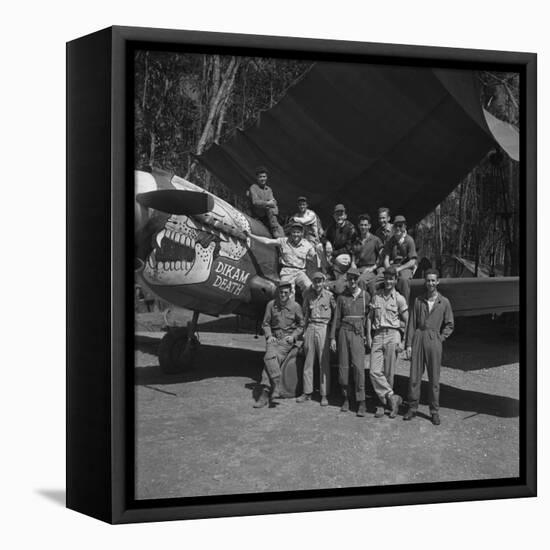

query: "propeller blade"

left=136, top=189, right=214, bottom=216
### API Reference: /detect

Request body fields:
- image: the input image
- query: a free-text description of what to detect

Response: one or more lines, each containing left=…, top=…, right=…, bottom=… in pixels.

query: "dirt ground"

left=134, top=312, right=519, bottom=500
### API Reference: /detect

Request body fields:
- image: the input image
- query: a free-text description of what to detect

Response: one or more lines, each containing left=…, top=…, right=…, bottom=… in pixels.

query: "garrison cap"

left=333, top=203, right=346, bottom=213
left=297, top=196, right=308, bottom=202
left=312, top=271, right=326, bottom=280
left=255, top=165, right=268, bottom=175
left=346, top=267, right=361, bottom=278
left=289, top=220, right=304, bottom=230
left=393, top=215, right=407, bottom=224
left=277, top=280, right=292, bottom=289
left=384, top=266, right=398, bottom=277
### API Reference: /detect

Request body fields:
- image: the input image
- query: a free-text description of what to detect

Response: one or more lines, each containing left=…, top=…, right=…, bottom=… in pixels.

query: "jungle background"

left=134, top=51, right=520, bottom=277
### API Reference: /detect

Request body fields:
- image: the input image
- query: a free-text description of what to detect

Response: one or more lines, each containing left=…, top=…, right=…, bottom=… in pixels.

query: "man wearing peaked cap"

left=298, top=271, right=335, bottom=406
left=254, top=280, right=304, bottom=408
left=329, top=265, right=370, bottom=417
left=245, top=219, right=316, bottom=297
left=377, top=214, right=417, bottom=303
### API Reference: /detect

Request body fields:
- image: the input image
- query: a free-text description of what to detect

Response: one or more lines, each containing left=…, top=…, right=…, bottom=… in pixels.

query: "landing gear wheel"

left=158, top=327, right=199, bottom=374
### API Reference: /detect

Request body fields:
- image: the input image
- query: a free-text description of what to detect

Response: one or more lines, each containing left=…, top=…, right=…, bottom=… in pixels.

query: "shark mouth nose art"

left=143, top=213, right=251, bottom=286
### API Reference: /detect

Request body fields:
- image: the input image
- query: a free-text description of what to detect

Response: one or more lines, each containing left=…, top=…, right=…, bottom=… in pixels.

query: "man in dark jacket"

left=247, top=166, right=284, bottom=237
left=324, top=204, right=357, bottom=280
left=404, top=269, right=454, bottom=425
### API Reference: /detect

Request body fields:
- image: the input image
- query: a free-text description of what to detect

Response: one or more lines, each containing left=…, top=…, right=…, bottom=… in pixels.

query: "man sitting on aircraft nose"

left=245, top=221, right=316, bottom=297
left=254, top=281, right=305, bottom=408
left=247, top=166, right=284, bottom=238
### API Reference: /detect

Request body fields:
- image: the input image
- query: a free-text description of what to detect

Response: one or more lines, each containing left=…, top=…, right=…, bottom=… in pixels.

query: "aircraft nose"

left=136, top=189, right=214, bottom=216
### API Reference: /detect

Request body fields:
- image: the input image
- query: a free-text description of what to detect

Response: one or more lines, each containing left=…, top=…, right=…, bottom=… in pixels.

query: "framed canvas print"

left=66, top=26, right=536, bottom=524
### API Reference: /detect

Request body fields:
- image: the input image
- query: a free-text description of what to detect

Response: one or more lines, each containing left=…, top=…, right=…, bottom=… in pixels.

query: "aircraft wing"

left=198, top=62, right=518, bottom=225
left=410, top=277, right=519, bottom=317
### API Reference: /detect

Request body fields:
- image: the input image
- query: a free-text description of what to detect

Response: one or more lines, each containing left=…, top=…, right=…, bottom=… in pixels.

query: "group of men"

left=246, top=166, right=455, bottom=425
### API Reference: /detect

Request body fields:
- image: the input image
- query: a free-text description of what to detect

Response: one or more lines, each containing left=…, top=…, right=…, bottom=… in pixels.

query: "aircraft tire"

left=158, top=328, right=199, bottom=374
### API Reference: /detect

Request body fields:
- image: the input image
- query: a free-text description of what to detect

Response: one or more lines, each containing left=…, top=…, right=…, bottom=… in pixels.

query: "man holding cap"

left=246, top=221, right=316, bottom=296
left=366, top=266, right=408, bottom=418
left=291, top=196, right=324, bottom=247
left=380, top=215, right=417, bottom=303
left=297, top=271, right=336, bottom=405
left=254, top=281, right=304, bottom=408
left=330, top=267, right=370, bottom=416
left=247, top=166, right=284, bottom=237
left=324, top=204, right=357, bottom=279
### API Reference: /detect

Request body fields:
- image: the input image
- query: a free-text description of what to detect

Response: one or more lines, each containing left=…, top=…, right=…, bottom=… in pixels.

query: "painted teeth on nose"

left=156, top=230, right=165, bottom=248
left=175, top=261, right=182, bottom=270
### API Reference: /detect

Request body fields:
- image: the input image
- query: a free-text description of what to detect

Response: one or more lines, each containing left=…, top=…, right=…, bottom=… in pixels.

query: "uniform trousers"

left=369, top=328, right=400, bottom=405
left=261, top=338, right=294, bottom=387
left=303, top=323, right=330, bottom=396
left=408, top=329, right=442, bottom=412
left=280, top=267, right=312, bottom=296
left=338, top=327, right=366, bottom=401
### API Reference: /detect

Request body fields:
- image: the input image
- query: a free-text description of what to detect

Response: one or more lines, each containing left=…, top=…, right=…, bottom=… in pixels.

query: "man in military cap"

left=246, top=221, right=316, bottom=296
left=254, top=281, right=305, bottom=408
left=330, top=267, right=370, bottom=416
left=366, top=266, right=408, bottom=418
left=323, top=204, right=357, bottom=279
left=291, top=196, right=324, bottom=247
left=297, top=271, right=336, bottom=406
left=247, top=166, right=284, bottom=237
left=380, top=215, right=417, bottom=303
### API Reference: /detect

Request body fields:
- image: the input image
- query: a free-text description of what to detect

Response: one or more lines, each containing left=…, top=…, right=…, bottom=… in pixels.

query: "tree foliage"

left=134, top=53, right=520, bottom=276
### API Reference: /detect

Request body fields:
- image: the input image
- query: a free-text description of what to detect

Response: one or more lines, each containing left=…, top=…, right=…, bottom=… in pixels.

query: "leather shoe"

left=253, top=389, right=269, bottom=408
left=341, top=398, right=350, bottom=412
left=374, top=406, right=385, bottom=418
left=296, top=393, right=311, bottom=403
left=403, top=409, right=416, bottom=421
left=320, top=397, right=329, bottom=407
left=357, top=401, right=366, bottom=417
left=389, top=394, right=402, bottom=418
left=431, top=412, right=441, bottom=425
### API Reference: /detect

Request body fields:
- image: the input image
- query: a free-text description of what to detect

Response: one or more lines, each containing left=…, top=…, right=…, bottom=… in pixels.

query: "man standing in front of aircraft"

left=330, top=268, right=370, bottom=417
left=247, top=166, right=284, bottom=237
left=297, top=271, right=335, bottom=406
left=246, top=221, right=316, bottom=296
left=404, top=269, right=454, bottom=425
left=367, top=267, right=408, bottom=419
left=254, top=281, right=304, bottom=408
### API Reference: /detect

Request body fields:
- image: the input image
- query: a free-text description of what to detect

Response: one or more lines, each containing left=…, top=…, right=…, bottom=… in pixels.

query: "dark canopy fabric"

left=198, top=62, right=517, bottom=225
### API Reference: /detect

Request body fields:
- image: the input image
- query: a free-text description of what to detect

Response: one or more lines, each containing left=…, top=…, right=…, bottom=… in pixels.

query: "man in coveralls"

left=297, top=271, right=336, bottom=406
left=367, top=267, right=408, bottom=419
left=254, top=281, right=304, bottom=408
left=404, top=269, right=454, bottom=425
left=330, top=268, right=370, bottom=417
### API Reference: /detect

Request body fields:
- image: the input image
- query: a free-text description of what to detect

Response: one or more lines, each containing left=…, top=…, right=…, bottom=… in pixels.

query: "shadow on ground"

left=136, top=342, right=519, bottom=419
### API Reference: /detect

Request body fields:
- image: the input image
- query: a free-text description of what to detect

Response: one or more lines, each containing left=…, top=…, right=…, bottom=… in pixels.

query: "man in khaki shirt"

left=367, top=267, right=408, bottom=419
left=297, top=272, right=335, bottom=406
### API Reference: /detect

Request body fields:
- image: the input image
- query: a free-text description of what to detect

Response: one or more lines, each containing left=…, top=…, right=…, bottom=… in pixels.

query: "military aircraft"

left=135, top=63, right=520, bottom=381
left=135, top=167, right=518, bottom=380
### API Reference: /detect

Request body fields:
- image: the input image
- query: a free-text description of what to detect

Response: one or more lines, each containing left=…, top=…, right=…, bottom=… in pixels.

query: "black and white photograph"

left=133, top=47, right=523, bottom=500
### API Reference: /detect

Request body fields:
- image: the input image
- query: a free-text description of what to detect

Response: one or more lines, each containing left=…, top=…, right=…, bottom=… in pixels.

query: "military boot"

left=357, top=400, right=366, bottom=417
left=340, top=386, right=350, bottom=412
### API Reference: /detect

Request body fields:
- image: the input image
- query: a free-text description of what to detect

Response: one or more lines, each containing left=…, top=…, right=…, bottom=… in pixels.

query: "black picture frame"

left=66, top=25, right=537, bottom=524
